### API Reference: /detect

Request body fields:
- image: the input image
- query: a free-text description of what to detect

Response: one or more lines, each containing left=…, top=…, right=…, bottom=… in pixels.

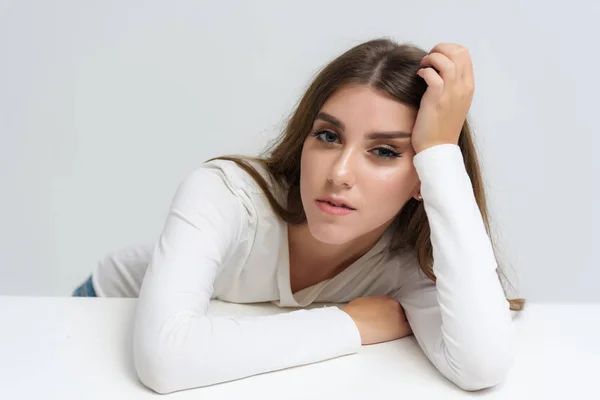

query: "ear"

left=411, top=183, right=422, bottom=201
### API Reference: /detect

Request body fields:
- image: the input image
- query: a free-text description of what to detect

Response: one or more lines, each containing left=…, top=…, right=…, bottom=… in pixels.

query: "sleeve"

left=394, top=144, right=515, bottom=391
left=133, top=162, right=361, bottom=394
left=92, top=243, right=155, bottom=298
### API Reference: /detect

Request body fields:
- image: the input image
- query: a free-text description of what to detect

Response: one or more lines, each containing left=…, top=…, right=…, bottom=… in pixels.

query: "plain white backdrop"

left=0, top=0, right=598, bottom=301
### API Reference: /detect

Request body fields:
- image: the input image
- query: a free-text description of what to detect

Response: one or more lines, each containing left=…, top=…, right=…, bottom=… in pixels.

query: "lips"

left=316, top=197, right=356, bottom=210
left=315, top=200, right=355, bottom=216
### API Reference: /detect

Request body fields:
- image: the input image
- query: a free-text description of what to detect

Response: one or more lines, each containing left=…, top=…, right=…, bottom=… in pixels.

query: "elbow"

left=133, top=322, right=192, bottom=394
left=448, top=315, right=516, bottom=391
left=450, top=341, right=515, bottom=391
left=132, top=313, right=215, bottom=394
left=452, top=355, right=513, bottom=391
left=134, top=341, right=177, bottom=394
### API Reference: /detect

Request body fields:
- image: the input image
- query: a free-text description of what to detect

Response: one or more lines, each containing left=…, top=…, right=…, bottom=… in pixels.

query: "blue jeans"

left=72, top=276, right=97, bottom=297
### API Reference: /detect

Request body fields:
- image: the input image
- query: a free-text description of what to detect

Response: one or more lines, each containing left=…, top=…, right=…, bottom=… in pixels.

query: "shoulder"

left=201, top=158, right=281, bottom=197
left=186, top=157, right=285, bottom=225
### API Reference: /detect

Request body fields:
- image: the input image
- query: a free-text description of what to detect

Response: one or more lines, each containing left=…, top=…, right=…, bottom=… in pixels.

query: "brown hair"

left=210, top=37, right=525, bottom=311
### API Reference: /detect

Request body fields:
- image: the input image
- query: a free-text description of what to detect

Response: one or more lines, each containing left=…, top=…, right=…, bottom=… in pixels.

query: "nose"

left=327, top=148, right=356, bottom=187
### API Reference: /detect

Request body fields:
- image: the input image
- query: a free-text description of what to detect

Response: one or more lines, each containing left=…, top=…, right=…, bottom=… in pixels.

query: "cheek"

left=300, top=146, right=320, bottom=185
left=362, top=167, right=417, bottom=214
left=299, top=145, right=318, bottom=198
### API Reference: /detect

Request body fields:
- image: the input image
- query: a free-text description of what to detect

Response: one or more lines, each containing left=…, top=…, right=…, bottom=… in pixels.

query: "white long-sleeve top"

left=92, top=144, right=514, bottom=393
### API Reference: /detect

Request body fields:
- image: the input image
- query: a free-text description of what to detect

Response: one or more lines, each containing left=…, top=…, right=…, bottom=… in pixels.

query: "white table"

left=0, top=296, right=598, bottom=399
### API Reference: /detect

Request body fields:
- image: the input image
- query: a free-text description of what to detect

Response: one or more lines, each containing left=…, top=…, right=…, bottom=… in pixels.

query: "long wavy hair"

left=210, top=37, right=525, bottom=311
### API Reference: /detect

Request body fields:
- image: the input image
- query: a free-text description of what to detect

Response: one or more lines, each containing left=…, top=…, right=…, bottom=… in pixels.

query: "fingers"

left=420, top=52, right=455, bottom=80
left=416, top=67, right=444, bottom=94
left=419, top=43, right=475, bottom=91
left=432, top=43, right=473, bottom=78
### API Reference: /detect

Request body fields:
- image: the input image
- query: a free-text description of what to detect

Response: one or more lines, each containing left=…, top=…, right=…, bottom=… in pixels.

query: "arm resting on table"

left=395, top=145, right=515, bottom=391
left=133, top=163, right=361, bottom=394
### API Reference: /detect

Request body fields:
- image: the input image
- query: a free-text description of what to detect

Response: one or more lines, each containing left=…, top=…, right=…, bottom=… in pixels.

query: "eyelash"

left=310, top=129, right=402, bottom=160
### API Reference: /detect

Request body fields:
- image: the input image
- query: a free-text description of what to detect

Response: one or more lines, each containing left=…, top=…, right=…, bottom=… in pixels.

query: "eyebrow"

left=315, top=112, right=412, bottom=139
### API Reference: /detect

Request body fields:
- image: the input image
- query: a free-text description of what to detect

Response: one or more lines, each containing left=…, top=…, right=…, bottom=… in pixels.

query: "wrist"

left=414, top=140, right=458, bottom=154
left=340, top=307, right=364, bottom=345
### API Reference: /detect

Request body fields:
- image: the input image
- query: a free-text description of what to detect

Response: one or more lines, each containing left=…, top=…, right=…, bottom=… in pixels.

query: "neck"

left=288, top=222, right=391, bottom=278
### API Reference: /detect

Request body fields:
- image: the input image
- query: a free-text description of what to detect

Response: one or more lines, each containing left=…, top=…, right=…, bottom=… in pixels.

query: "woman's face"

left=300, top=84, right=420, bottom=245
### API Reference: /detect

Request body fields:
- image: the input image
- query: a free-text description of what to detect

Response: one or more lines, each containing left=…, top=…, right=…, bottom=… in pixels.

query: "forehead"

left=318, top=84, right=417, bottom=131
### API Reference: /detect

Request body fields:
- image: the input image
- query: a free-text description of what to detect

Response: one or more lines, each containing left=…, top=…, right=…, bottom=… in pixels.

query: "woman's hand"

left=411, top=43, right=475, bottom=154
left=341, top=295, right=412, bottom=345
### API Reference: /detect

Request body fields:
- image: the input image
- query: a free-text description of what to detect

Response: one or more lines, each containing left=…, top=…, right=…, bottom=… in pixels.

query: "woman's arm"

left=133, top=162, right=361, bottom=394
left=395, top=144, right=515, bottom=391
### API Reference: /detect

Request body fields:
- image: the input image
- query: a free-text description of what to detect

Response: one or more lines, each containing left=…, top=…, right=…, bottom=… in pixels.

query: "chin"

left=306, top=219, right=357, bottom=245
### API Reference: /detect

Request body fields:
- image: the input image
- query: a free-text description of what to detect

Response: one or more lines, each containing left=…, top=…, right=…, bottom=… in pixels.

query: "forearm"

left=417, top=144, right=512, bottom=339
left=134, top=287, right=361, bottom=393
left=134, top=196, right=361, bottom=393
left=403, top=144, right=514, bottom=390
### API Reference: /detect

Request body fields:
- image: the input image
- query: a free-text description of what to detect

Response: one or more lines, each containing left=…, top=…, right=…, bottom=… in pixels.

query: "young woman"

left=74, top=38, right=524, bottom=393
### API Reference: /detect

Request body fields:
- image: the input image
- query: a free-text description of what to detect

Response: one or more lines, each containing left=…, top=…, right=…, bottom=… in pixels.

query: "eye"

left=312, top=129, right=341, bottom=144
left=372, top=147, right=401, bottom=159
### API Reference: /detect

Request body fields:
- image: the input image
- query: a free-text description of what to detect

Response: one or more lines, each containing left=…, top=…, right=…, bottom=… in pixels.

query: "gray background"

left=1, top=0, right=598, bottom=301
